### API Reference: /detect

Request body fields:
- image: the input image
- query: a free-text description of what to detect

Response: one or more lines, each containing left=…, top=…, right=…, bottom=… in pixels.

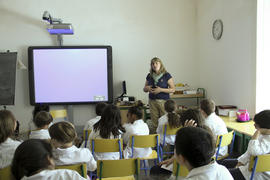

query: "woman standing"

left=143, top=57, right=175, bottom=133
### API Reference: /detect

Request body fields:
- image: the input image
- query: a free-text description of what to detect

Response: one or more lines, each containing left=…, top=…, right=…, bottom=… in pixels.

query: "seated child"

left=156, top=99, right=181, bottom=146
left=0, top=110, right=21, bottom=169
left=11, top=139, right=86, bottom=180
left=49, top=121, right=96, bottom=172
left=123, top=102, right=152, bottom=158
left=173, top=126, right=233, bottom=180
left=219, top=110, right=270, bottom=180
left=28, top=104, right=50, bottom=132
left=89, top=104, right=125, bottom=160
left=29, top=111, right=52, bottom=139
left=200, top=99, right=228, bottom=158
left=84, top=102, right=107, bottom=130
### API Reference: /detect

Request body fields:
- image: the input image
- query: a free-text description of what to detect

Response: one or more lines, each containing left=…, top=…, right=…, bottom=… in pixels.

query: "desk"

left=170, top=89, right=205, bottom=107
left=220, top=116, right=256, bottom=154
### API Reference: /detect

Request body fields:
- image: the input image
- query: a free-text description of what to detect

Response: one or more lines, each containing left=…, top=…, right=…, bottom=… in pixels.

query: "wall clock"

left=212, top=19, right=223, bottom=40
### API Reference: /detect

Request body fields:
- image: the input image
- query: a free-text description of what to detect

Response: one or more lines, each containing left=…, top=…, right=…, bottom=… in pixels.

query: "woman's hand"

left=159, top=156, right=175, bottom=167
left=150, top=86, right=162, bottom=94
left=184, top=120, right=197, bottom=127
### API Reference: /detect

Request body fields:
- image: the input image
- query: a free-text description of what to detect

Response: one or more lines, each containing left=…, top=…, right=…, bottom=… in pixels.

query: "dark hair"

left=32, top=104, right=50, bottom=118
left=165, top=100, right=180, bottom=128
left=175, top=127, right=215, bottom=168
left=254, top=110, right=270, bottom=129
left=0, top=110, right=16, bottom=143
left=179, top=108, right=204, bottom=127
left=93, top=104, right=125, bottom=138
left=128, top=101, right=144, bottom=119
left=33, top=111, right=53, bottom=128
left=200, top=99, right=215, bottom=116
left=49, top=121, right=77, bottom=144
left=95, top=102, right=107, bottom=116
left=11, top=139, right=53, bottom=180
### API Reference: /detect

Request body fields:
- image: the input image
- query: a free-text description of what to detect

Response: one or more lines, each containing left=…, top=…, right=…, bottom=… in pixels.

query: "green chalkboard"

left=0, top=52, right=17, bottom=105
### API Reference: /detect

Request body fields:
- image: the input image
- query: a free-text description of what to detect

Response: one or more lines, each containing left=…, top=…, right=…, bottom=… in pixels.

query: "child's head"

left=49, top=121, right=77, bottom=146
left=11, top=139, right=54, bottom=180
left=200, top=99, right=215, bottom=116
left=179, top=108, right=204, bottom=128
left=32, top=104, right=50, bottom=118
left=127, top=101, right=144, bottom=123
left=165, top=99, right=180, bottom=128
left=254, top=110, right=270, bottom=129
left=0, top=110, right=16, bottom=143
left=94, top=104, right=125, bottom=138
left=150, top=57, right=167, bottom=75
left=174, top=127, right=215, bottom=170
left=33, top=111, right=53, bottom=129
left=95, top=102, right=107, bottom=116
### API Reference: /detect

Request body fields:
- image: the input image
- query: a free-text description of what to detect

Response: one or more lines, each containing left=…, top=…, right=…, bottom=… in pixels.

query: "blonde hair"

left=150, top=57, right=167, bottom=75
left=49, top=121, right=77, bottom=144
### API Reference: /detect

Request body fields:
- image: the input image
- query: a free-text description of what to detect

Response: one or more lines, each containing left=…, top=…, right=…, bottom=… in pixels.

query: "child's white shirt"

left=0, top=138, right=21, bottom=168
left=123, top=119, right=152, bottom=158
left=204, top=113, right=228, bottom=157
left=29, top=129, right=50, bottom=140
left=173, top=162, right=233, bottom=180
left=83, top=116, right=101, bottom=130
left=88, top=129, right=122, bottom=160
left=53, top=145, right=97, bottom=171
left=21, top=169, right=87, bottom=180
left=156, top=114, right=176, bottom=146
left=238, top=134, right=270, bottom=180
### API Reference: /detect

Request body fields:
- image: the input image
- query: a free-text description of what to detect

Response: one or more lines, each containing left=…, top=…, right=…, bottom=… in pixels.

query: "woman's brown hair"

left=0, top=110, right=16, bottom=143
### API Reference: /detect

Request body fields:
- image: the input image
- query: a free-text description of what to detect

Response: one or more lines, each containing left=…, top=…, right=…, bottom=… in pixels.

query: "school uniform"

left=21, top=169, right=87, bottom=180
left=29, top=129, right=50, bottom=139
left=0, top=138, right=21, bottom=168
left=175, top=162, right=233, bottom=180
left=88, top=129, right=122, bottom=160
left=53, top=145, right=97, bottom=171
left=83, top=116, right=101, bottom=130
left=204, top=113, right=228, bottom=157
left=237, top=134, right=270, bottom=180
left=156, top=114, right=176, bottom=146
left=123, top=119, right=152, bottom=158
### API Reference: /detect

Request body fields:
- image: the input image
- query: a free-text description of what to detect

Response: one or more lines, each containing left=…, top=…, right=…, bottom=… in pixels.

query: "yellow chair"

left=91, top=138, right=124, bottom=159
left=215, top=131, right=235, bottom=160
left=172, top=159, right=189, bottom=178
left=97, top=158, right=140, bottom=180
left=0, top=166, right=13, bottom=180
left=160, top=124, right=181, bottom=159
left=248, top=154, right=270, bottom=180
left=83, top=129, right=92, bottom=148
left=50, top=109, right=68, bottom=121
left=129, top=134, right=160, bottom=175
left=55, top=163, right=87, bottom=178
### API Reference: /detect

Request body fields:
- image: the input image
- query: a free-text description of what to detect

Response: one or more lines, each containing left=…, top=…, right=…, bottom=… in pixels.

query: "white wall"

left=0, top=0, right=197, bottom=131
left=197, top=0, right=257, bottom=116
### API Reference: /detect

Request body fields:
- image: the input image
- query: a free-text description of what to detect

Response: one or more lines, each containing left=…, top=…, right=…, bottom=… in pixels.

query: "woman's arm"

left=143, top=80, right=152, bottom=92
left=151, top=78, right=175, bottom=94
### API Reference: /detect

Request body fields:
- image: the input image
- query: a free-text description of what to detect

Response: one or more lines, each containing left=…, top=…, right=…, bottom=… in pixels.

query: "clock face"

left=212, top=19, right=223, bottom=40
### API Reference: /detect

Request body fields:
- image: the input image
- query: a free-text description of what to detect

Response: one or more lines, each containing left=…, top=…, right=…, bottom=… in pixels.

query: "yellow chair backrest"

left=0, top=166, right=13, bottom=180
left=50, top=109, right=68, bottom=119
left=55, top=163, right=87, bottom=178
left=216, top=131, right=234, bottom=148
left=91, top=138, right=123, bottom=153
left=248, top=154, right=270, bottom=173
left=172, top=160, right=189, bottom=177
left=97, top=158, right=140, bottom=179
left=129, top=134, right=160, bottom=148
left=162, top=124, right=181, bottom=135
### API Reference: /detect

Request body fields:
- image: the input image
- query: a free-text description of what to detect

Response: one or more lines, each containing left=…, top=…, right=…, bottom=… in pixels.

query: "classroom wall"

left=196, top=0, right=257, bottom=116
left=0, top=0, right=197, bottom=131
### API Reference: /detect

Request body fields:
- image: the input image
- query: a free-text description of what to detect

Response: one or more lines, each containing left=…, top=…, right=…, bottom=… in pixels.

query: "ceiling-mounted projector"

left=47, top=23, right=74, bottom=35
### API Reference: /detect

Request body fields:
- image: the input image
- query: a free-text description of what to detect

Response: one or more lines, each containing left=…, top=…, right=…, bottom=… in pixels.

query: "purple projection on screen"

left=33, top=49, right=108, bottom=103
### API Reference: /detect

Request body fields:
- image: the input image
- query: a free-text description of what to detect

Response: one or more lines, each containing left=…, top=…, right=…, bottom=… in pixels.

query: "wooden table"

left=220, top=116, right=256, bottom=154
